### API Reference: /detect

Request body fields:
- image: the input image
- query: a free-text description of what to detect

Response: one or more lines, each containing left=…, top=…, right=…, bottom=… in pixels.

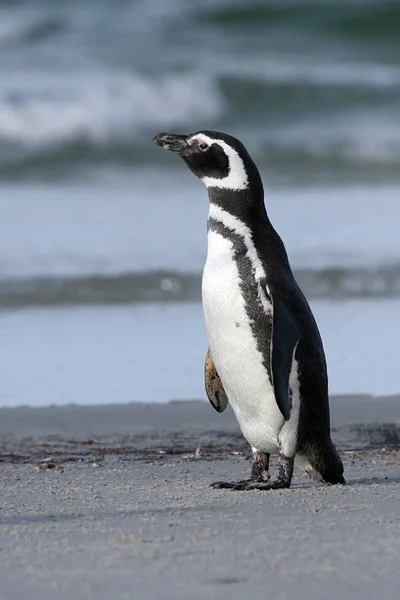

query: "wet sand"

left=1, top=396, right=399, bottom=600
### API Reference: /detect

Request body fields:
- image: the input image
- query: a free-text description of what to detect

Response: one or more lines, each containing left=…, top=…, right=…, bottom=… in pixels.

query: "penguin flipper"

left=205, top=348, right=228, bottom=413
left=271, top=296, right=301, bottom=421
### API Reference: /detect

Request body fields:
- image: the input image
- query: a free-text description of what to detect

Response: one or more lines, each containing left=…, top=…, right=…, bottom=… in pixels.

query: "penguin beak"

left=152, top=132, right=189, bottom=153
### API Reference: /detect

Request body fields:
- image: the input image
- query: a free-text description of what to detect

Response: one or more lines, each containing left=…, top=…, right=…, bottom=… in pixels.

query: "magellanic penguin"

left=153, top=130, right=345, bottom=490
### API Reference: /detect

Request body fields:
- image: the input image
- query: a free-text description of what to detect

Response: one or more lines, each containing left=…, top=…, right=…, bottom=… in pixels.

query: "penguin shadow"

left=289, top=471, right=400, bottom=489
left=344, top=474, right=400, bottom=487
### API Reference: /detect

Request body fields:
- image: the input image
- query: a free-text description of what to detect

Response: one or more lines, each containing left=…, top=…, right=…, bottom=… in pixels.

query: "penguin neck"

left=206, top=179, right=292, bottom=278
left=206, top=182, right=270, bottom=230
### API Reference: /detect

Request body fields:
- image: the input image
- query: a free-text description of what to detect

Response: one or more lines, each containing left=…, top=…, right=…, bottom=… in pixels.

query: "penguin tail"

left=297, top=438, right=345, bottom=485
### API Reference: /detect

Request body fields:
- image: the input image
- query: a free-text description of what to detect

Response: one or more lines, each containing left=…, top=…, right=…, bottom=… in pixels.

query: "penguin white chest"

left=202, top=230, right=284, bottom=452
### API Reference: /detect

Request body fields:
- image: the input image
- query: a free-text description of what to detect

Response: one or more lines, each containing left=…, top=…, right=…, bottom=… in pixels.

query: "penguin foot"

left=211, top=454, right=294, bottom=491
left=251, top=450, right=270, bottom=481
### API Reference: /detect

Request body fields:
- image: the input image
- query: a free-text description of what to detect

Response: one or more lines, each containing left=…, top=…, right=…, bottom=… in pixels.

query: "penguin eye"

left=198, top=141, right=210, bottom=152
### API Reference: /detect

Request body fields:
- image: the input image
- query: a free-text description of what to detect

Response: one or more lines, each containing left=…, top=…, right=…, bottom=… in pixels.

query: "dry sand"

left=0, top=396, right=399, bottom=600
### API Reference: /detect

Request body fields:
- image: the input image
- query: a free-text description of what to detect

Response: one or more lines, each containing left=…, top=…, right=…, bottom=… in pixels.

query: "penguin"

left=153, top=130, right=345, bottom=490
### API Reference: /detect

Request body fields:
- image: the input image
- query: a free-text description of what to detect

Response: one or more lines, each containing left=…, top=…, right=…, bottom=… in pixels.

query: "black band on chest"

left=207, top=216, right=273, bottom=384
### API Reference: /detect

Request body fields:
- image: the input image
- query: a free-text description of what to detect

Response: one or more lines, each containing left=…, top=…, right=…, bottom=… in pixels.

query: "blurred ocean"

left=1, top=0, right=400, bottom=406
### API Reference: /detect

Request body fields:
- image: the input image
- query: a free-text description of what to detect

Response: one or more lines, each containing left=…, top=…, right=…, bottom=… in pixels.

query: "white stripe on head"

left=188, top=133, right=249, bottom=191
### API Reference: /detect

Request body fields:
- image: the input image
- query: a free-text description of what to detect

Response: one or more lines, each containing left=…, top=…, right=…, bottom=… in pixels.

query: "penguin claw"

left=210, top=481, right=238, bottom=490
left=266, top=478, right=291, bottom=490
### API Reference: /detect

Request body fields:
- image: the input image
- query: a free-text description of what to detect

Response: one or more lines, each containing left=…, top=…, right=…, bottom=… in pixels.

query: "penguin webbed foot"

left=210, top=478, right=268, bottom=491
left=211, top=454, right=294, bottom=491
left=210, top=478, right=288, bottom=491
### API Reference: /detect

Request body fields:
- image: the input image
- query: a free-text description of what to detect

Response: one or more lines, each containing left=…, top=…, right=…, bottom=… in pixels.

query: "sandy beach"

left=1, top=396, right=399, bottom=600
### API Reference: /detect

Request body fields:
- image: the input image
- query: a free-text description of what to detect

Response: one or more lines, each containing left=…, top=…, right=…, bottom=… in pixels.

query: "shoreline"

left=1, top=395, right=399, bottom=466
left=0, top=394, right=400, bottom=462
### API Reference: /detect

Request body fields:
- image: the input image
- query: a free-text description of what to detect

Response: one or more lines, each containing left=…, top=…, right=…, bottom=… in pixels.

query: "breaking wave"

left=0, top=0, right=399, bottom=183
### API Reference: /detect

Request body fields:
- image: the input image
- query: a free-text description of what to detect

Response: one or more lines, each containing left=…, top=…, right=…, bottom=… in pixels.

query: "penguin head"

left=153, top=130, right=261, bottom=193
